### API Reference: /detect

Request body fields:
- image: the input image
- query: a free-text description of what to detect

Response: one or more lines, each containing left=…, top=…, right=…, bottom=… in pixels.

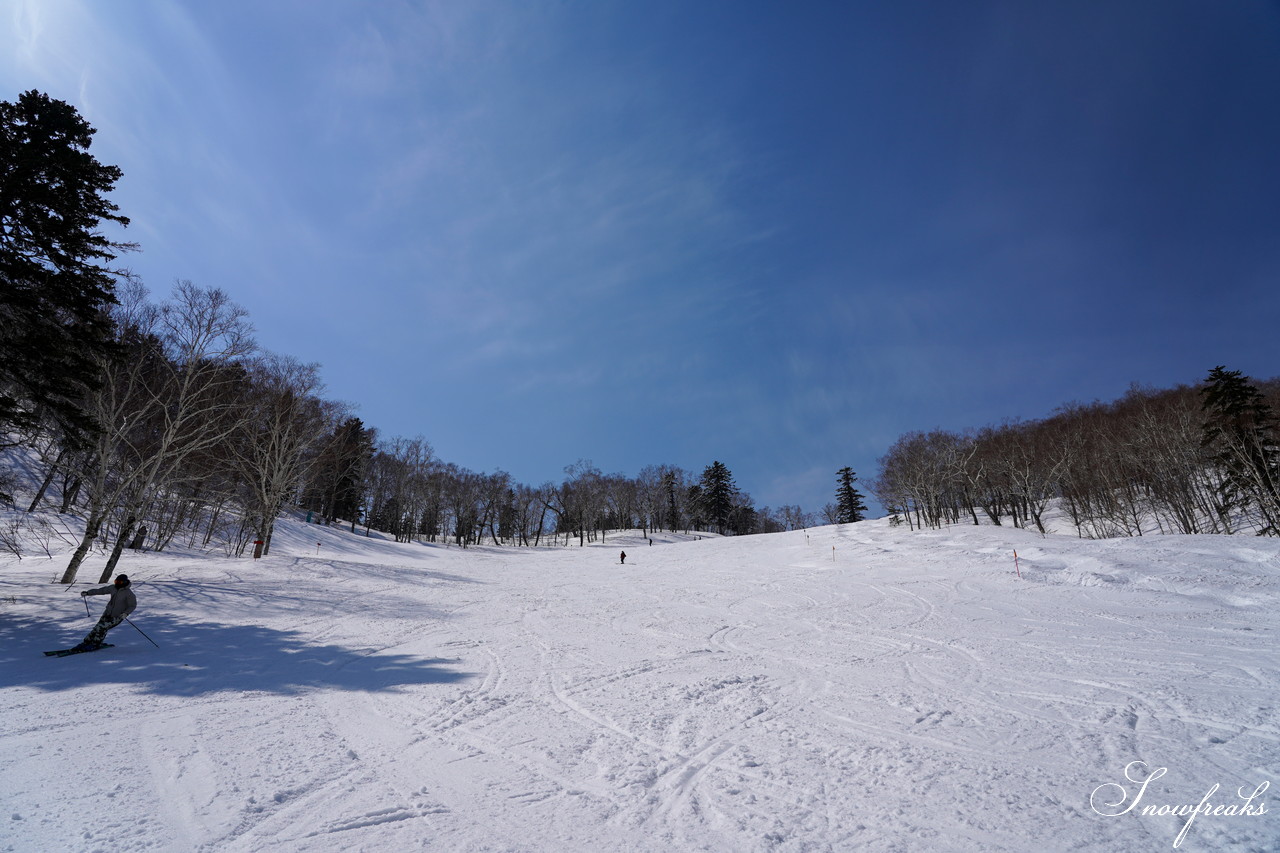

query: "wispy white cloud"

left=287, top=3, right=767, bottom=393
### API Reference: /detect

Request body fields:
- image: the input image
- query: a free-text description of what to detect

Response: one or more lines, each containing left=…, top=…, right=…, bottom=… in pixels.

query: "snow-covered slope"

left=1, top=519, right=1276, bottom=852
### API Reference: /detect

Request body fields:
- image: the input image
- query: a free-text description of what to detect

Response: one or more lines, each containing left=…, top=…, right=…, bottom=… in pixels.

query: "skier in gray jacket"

left=77, top=574, right=136, bottom=650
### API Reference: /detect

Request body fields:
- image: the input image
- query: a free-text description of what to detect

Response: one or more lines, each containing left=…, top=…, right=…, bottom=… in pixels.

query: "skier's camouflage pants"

left=83, top=613, right=123, bottom=646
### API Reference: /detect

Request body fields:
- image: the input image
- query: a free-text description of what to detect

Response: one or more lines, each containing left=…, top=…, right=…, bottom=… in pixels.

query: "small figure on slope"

left=77, top=574, right=136, bottom=650
left=620, top=551, right=627, bottom=565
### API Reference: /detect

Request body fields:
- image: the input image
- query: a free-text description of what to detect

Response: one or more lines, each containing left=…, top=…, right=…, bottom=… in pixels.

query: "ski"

left=43, top=644, right=115, bottom=658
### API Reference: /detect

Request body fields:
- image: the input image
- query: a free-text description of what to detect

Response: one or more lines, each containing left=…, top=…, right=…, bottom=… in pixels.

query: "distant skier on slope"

left=76, top=574, right=136, bottom=651
left=620, top=551, right=626, bottom=565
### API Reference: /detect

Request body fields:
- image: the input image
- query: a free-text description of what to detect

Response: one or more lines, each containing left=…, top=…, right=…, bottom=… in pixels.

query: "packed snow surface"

left=1, top=519, right=1277, bottom=852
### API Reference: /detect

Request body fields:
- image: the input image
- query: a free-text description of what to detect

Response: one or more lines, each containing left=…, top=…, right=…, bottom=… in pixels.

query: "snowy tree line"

left=872, top=370, right=1280, bottom=537
left=311, top=448, right=793, bottom=549
left=5, top=294, right=800, bottom=568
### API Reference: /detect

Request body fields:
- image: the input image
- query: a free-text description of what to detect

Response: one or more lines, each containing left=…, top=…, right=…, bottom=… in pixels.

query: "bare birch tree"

left=59, top=281, right=255, bottom=584
left=229, top=354, right=342, bottom=557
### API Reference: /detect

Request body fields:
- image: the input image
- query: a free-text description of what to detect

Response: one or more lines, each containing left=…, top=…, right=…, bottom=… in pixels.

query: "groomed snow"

left=1, top=519, right=1276, bottom=852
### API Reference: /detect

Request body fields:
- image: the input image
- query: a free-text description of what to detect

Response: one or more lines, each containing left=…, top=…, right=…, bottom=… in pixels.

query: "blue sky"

left=5, top=1, right=1280, bottom=516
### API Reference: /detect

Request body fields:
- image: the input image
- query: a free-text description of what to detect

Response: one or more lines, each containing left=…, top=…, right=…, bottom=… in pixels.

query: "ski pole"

left=124, top=616, right=160, bottom=648
left=84, top=595, right=90, bottom=618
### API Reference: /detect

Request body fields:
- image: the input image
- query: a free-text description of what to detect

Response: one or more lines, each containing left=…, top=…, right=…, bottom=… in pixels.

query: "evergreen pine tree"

left=1200, top=366, right=1280, bottom=534
left=835, top=467, right=868, bottom=523
left=699, top=461, right=738, bottom=535
left=661, top=471, right=681, bottom=531
left=0, top=90, right=132, bottom=446
left=329, top=417, right=375, bottom=525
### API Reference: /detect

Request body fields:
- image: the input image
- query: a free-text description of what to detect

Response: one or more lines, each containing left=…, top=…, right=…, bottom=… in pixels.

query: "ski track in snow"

left=1, top=519, right=1278, bottom=852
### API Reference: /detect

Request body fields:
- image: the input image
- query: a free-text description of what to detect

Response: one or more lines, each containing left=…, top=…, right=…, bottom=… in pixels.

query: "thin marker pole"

left=1014, top=550, right=1022, bottom=579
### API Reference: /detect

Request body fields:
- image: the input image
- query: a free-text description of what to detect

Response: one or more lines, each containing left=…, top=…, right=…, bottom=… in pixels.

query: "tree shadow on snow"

left=0, top=613, right=475, bottom=697
left=146, top=574, right=479, bottom=622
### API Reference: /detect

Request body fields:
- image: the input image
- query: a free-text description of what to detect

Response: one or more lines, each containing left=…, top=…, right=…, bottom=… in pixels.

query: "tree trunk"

left=59, top=511, right=103, bottom=584
left=59, top=476, right=83, bottom=513
left=203, top=504, right=224, bottom=547
left=100, top=516, right=136, bottom=582
left=26, top=451, right=64, bottom=512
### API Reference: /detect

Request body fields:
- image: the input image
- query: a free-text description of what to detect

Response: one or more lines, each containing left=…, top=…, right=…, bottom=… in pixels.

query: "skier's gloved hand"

left=80, top=591, right=88, bottom=596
